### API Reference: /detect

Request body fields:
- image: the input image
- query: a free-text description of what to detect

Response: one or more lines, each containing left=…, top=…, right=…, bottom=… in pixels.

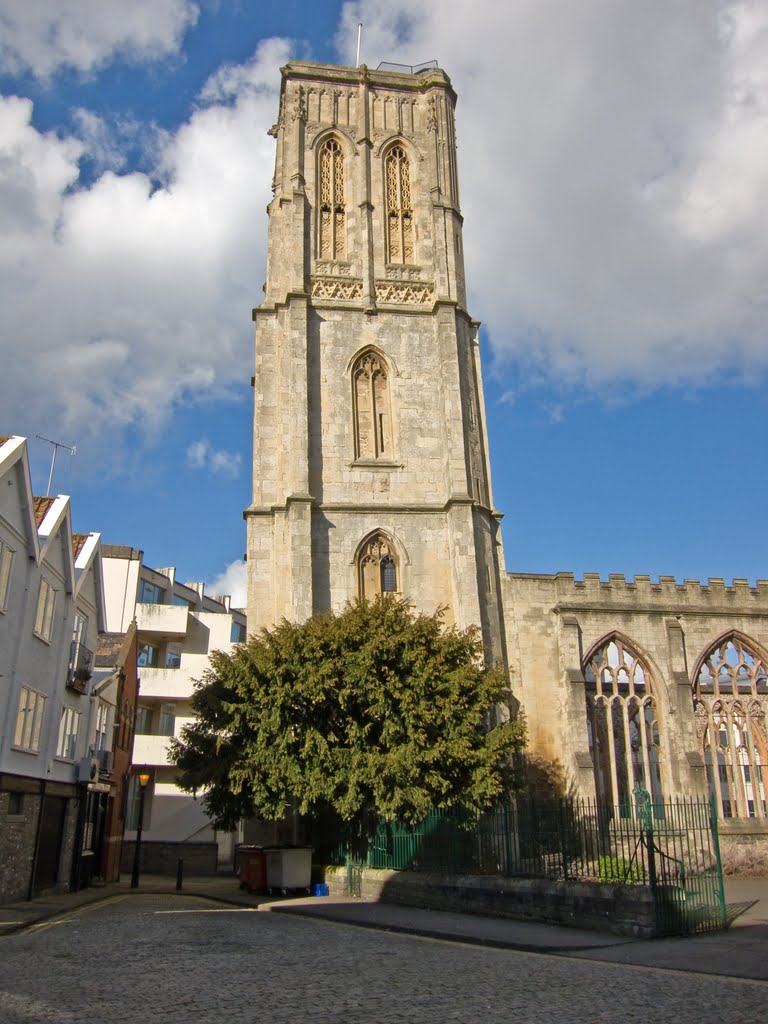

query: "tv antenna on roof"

left=36, top=434, right=76, bottom=497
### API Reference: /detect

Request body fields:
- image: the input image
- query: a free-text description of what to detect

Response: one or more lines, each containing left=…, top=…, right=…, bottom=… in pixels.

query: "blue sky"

left=2, top=1, right=767, bottom=604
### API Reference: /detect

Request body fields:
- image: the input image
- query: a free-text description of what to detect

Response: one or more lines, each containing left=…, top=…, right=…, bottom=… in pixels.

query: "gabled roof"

left=1, top=438, right=104, bottom=622
left=33, top=496, right=56, bottom=527
left=0, top=436, right=39, bottom=559
left=72, top=532, right=89, bottom=559
left=34, top=493, right=76, bottom=593
left=73, top=531, right=105, bottom=628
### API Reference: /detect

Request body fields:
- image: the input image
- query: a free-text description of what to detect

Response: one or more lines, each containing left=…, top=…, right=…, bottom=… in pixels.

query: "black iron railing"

left=66, top=640, right=93, bottom=694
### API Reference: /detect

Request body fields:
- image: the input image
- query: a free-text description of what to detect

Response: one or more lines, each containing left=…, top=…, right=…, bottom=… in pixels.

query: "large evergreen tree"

left=170, top=597, right=523, bottom=846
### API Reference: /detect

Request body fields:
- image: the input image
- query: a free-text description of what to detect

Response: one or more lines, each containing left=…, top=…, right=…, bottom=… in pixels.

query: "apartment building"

left=101, top=546, right=246, bottom=870
left=0, top=436, right=131, bottom=901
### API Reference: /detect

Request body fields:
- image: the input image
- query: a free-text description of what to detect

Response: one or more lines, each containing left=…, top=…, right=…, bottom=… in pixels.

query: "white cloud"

left=0, top=37, right=290, bottom=450
left=207, top=558, right=247, bottom=609
left=186, top=439, right=242, bottom=478
left=0, top=0, right=198, bottom=78
left=186, top=439, right=208, bottom=468
left=340, top=0, right=768, bottom=389
left=4, top=0, right=768, bottom=469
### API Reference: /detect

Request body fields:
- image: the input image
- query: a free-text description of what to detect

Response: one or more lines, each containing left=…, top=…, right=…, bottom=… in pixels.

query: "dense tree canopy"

left=171, top=597, right=524, bottom=843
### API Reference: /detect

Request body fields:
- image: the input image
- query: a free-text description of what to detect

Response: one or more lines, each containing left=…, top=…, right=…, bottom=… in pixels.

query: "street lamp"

left=130, top=768, right=152, bottom=889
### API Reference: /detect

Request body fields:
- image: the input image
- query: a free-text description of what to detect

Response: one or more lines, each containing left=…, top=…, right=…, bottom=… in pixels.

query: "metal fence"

left=359, top=789, right=727, bottom=936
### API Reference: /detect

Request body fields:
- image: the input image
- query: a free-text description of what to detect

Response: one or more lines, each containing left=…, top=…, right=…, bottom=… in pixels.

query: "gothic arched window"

left=584, top=637, right=663, bottom=808
left=385, top=145, right=413, bottom=264
left=695, top=636, right=768, bottom=819
left=358, top=533, right=399, bottom=599
left=352, top=349, right=392, bottom=460
left=318, top=137, right=345, bottom=259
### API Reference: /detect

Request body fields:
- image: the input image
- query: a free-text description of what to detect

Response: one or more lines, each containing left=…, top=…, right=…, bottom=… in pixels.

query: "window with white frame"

left=0, top=539, right=13, bottom=611
left=57, top=706, right=80, bottom=760
left=33, top=578, right=56, bottom=641
left=94, top=700, right=110, bottom=752
left=14, top=687, right=46, bottom=752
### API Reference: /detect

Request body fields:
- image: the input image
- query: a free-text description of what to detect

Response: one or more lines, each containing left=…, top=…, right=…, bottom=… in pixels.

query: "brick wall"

left=120, top=840, right=218, bottom=876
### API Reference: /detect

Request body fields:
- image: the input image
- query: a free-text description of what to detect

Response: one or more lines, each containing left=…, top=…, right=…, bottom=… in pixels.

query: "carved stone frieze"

left=385, top=265, right=422, bottom=281
left=311, top=277, right=363, bottom=300
left=426, top=96, right=438, bottom=134
left=291, top=86, right=307, bottom=123
left=315, top=260, right=353, bottom=278
left=375, top=281, right=435, bottom=304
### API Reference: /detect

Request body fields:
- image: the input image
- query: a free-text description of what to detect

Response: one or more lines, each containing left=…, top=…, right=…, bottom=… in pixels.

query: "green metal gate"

left=331, top=791, right=728, bottom=937
left=635, top=788, right=727, bottom=936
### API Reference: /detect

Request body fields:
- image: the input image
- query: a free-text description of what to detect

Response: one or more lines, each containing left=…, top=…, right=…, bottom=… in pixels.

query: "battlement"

left=566, top=573, right=768, bottom=595
left=506, top=570, right=768, bottom=607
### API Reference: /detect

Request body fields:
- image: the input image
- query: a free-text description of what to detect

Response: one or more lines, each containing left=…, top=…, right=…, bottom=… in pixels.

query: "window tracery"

left=352, top=350, right=392, bottom=460
left=695, top=637, right=768, bottom=819
left=584, top=638, right=663, bottom=807
left=385, top=145, right=413, bottom=264
left=318, top=138, right=345, bottom=259
left=358, top=533, right=399, bottom=599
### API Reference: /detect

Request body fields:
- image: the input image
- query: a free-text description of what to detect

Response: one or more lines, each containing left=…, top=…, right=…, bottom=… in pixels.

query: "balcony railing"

left=66, top=641, right=93, bottom=694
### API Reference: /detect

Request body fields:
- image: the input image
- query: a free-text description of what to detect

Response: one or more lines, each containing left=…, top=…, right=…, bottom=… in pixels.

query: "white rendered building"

left=0, top=435, right=114, bottom=901
left=101, top=546, right=247, bottom=869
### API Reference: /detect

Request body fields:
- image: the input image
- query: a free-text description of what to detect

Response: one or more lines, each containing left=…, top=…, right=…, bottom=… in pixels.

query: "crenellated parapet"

left=507, top=571, right=768, bottom=614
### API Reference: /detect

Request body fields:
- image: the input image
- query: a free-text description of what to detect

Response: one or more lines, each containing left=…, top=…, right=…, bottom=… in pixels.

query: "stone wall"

left=0, top=788, right=39, bottom=903
left=324, top=867, right=657, bottom=938
left=504, top=572, right=768, bottom=803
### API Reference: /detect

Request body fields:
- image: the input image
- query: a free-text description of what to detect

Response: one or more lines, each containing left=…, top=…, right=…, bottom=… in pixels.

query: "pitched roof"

left=72, top=532, right=89, bottom=559
left=94, top=632, right=127, bottom=667
left=32, top=496, right=56, bottom=527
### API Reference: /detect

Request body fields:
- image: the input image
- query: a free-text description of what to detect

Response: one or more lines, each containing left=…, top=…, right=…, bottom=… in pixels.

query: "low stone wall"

left=720, top=820, right=768, bottom=876
left=323, top=868, right=657, bottom=938
left=120, top=840, right=218, bottom=876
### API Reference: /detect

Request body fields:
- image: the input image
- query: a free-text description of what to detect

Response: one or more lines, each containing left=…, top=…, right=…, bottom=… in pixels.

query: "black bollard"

left=176, top=858, right=184, bottom=892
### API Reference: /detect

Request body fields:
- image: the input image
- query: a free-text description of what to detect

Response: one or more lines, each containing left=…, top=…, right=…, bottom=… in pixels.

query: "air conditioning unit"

left=77, top=756, right=100, bottom=783
left=98, top=749, right=114, bottom=775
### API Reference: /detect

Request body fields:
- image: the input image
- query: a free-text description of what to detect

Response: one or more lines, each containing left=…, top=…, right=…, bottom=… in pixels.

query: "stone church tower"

left=246, top=61, right=768, bottom=863
left=246, top=61, right=507, bottom=666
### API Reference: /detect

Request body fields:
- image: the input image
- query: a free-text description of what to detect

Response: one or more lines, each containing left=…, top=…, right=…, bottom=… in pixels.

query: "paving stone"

left=0, top=896, right=765, bottom=1024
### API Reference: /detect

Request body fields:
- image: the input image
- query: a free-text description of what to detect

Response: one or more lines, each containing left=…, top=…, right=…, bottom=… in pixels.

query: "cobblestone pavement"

left=0, top=895, right=765, bottom=1024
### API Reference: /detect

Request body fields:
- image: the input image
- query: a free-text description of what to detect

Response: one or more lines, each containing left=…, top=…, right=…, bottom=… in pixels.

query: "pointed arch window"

left=385, top=145, right=413, bottom=264
left=352, top=349, right=392, bottom=460
left=584, top=638, right=663, bottom=808
left=319, top=137, right=345, bottom=259
left=358, top=533, right=399, bottom=599
left=695, top=637, right=768, bottom=819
